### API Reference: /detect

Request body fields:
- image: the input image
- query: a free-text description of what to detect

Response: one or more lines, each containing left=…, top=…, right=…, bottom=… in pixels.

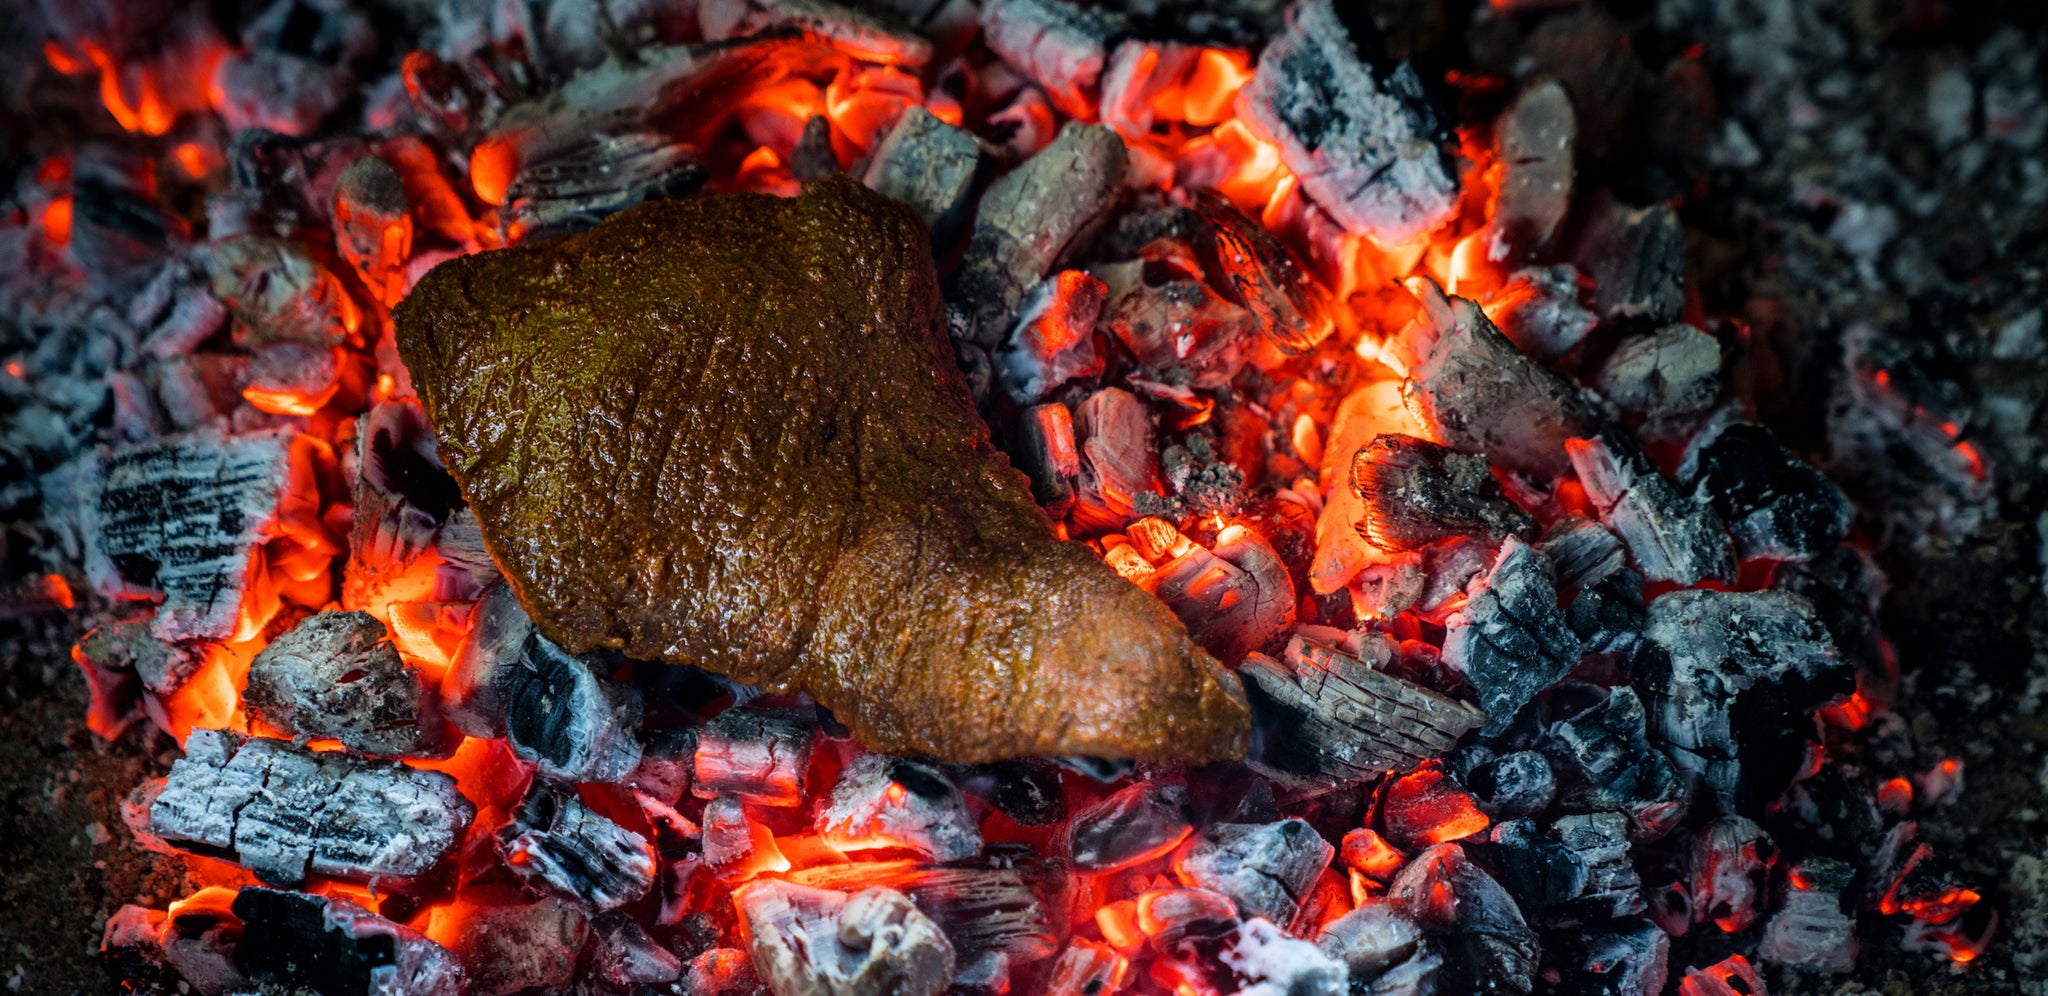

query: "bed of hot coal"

left=0, top=0, right=2030, bottom=994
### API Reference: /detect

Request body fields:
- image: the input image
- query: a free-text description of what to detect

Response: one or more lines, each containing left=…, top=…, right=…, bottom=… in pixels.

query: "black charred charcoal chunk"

left=1541, top=687, right=1687, bottom=842
left=1538, top=515, right=1626, bottom=591
left=1683, top=423, right=1852, bottom=562
left=497, top=781, right=656, bottom=912
left=233, top=887, right=464, bottom=996
left=1485, top=813, right=1642, bottom=920
left=1445, top=538, right=1582, bottom=739
left=1351, top=434, right=1537, bottom=552
left=506, top=633, right=644, bottom=782
left=1567, top=567, right=1645, bottom=655
left=1544, top=918, right=1670, bottom=996
left=950, top=759, right=1066, bottom=826
left=1173, top=820, right=1334, bottom=926
left=1068, top=781, right=1194, bottom=872
left=1389, top=845, right=1539, bottom=996
left=1465, top=750, right=1556, bottom=820
left=1568, top=432, right=1735, bottom=587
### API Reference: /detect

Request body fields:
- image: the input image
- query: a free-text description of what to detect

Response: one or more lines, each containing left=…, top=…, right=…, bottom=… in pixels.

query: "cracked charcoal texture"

left=397, top=178, right=1247, bottom=763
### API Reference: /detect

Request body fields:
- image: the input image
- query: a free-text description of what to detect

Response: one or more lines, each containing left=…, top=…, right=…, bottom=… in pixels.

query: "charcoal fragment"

left=1466, top=751, right=1556, bottom=820
left=1485, top=80, right=1576, bottom=266
left=739, top=882, right=956, bottom=996
left=1388, top=844, right=1539, bottom=996
left=449, top=896, right=591, bottom=995
left=595, top=911, right=685, bottom=986
left=441, top=582, right=532, bottom=738
left=1487, top=812, right=1642, bottom=919
left=1043, top=939, right=1130, bottom=996
left=1567, top=567, right=1645, bottom=656
left=1687, top=817, right=1775, bottom=933
left=1759, top=857, right=1857, bottom=973
left=1219, top=918, right=1346, bottom=996
left=1239, top=638, right=1484, bottom=792
left=1682, top=423, right=1852, bottom=562
left=1317, top=904, right=1441, bottom=996
left=1068, top=781, right=1193, bottom=872
left=1568, top=195, right=1684, bottom=324
left=504, top=132, right=706, bottom=242
left=506, top=633, right=644, bottom=782
left=233, top=887, right=464, bottom=996
left=818, top=753, right=982, bottom=862
left=1351, top=434, right=1536, bottom=552
left=243, top=610, right=455, bottom=758
left=978, top=0, right=1125, bottom=119
left=861, top=107, right=989, bottom=249
left=1136, top=888, right=1239, bottom=952
left=695, top=708, right=817, bottom=807
left=791, top=857, right=1057, bottom=966
left=1594, top=324, right=1723, bottom=417
left=1545, top=918, right=1669, bottom=996
left=1568, top=432, right=1735, bottom=586
left=1491, top=265, right=1597, bottom=363
left=1173, top=820, right=1333, bottom=927
left=497, top=781, right=656, bottom=912
left=1443, top=538, right=1581, bottom=738
left=1542, top=686, right=1687, bottom=841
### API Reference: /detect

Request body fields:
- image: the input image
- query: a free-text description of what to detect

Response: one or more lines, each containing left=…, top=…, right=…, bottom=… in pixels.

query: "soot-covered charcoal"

left=1068, top=781, right=1193, bottom=872
left=695, top=707, right=816, bottom=807
left=1392, top=282, right=1599, bottom=480
left=497, top=781, right=657, bottom=912
left=1642, top=589, right=1847, bottom=812
left=503, top=132, right=706, bottom=242
left=1484, top=80, right=1576, bottom=267
left=63, top=428, right=300, bottom=643
left=1542, top=686, right=1687, bottom=841
left=345, top=400, right=463, bottom=609
left=1139, top=524, right=1294, bottom=661
left=978, top=0, right=1123, bottom=118
left=818, top=753, right=982, bottom=862
left=1490, top=266, right=1598, bottom=364
left=739, top=882, right=956, bottom=996
left=1317, top=904, right=1442, bottom=996
left=1044, top=939, right=1131, bottom=996
left=1218, top=918, right=1347, bottom=996
left=595, top=912, right=685, bottom=986
left=149, top=729, right=473, bottom=885
left=1351, top=434, right=1536, bottom=552
left=1759, top=857, right=1857, bottom=973
left=1234, top=0, right=1456, bottom=244
left=952, top=758, right=1065, bottom=826
left=1593, top=325, right=1724, bottom=417
left=233, top=887, right=464, bottom=996
left=1682, top=423, right=1853, bottom=562
left=861, top=107, right=989, bottom=249
left=1567, top=194, right=1685, bottom=324
left=1537, top=515, right=1627, bottom=586
left=1545, top=919, right=1669, bottom=996
left=995, top=270, right=1108, bottom=403
left=699, top=0, right=933, bottom=65
left=1687, top=817, right=1776, bottom=933
left=1172, top=820, right=1333, bottom=927
left=1464, top=750, right=1557, bottom=820
left=1487, top=812, right=1643, bottom=920
left=243, top=610, right=455, bottom=758
left=1238, top=639, right=1484, bottom=793
left=441, top=582, right=530, bottom=738
left=450, top=896, right=592, bottom=995
left=1567, top=433, right=1735, bottom=586
left=1188, top=192, right=1336, bottom=354
left=951, top=123, right=1129, bottom=348
left=208, top=235, right=359, bottom=346
left=1388, top=844, right=1539, bottom=996
left=1444, top=538, right=1581, bottom=738
left=507, top=633, right=644, bottom=782
left=1383, top=765, right=1490, bottom=850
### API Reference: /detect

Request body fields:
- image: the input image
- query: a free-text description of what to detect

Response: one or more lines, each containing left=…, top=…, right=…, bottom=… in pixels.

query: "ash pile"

left=0, top=0, right=2021, bottom=993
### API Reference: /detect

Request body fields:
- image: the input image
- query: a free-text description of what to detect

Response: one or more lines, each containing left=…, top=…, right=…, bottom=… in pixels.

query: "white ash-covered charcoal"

left=134, top=254, right=232, bottom=360
left=67, top=428, right=298, bottom=643
left=120, top=893, right=244, bottom=995
left=594, top=911, right=685, bottom=986
left=71, top=167, right=190, bottom=294
left=995, top=270, right=1108, bottom=403
left=1593, top=324, right=1724, bottom=417
left=1488, top=265, right=1597, bottom=363
left=1350, top=433, right=1536, bottom=552
left=1387, top=844, right=1539, bottom=996
left=507, top=633, right=645, bottom=782
left=949, top=122, right=1128, bottom=348
left=1235, top=0, right=1455, bottom=245
left=440, top=582, right=531, bottom=738
left=207, top=235, right=359, bottom=346
left=1687, top=817, right=1776, bottom=935
left=686, top=947, right=770, bottom=994
left=1172, top=819, right=1333, bottom=927
left=1461, top=749, right=1556, bottom=820
left=1070, top=386, right=1161, bottom=531
left=1392, top=282, right=1599, bottom=480
left=1540, top=686, right=1687, bottom=841
left=1140, top=524, right=1294, bottom=661
left=1044, top=938, right=1131, bottom=996
left=978, top=0, right=1125, bottom=118
left=74, top=614, right=201, bottom=698
left=785, top=856, right=1059, bottom=967
left=428, top=508, right=501, bottom=602
left=1068, top=781, right=1193, bottom=872
left=699, top=0, right=933, bottom=66
left=1483, top=80, right=1576, bottom=267
left=1567, top=194, right=1685, bottom=324
left=1317, top=903, right=1441, bottom=996
left=497, top=780, right=657, bottom=912
left=346, top=399, right=464, bottom=610
left=1681, top=422, right=1853, bottom=563
left=1537, top=514, right=1626, bottom=590
left=155, top=354, right=252, bottom=429
left=243, top=610, right=456, bottom=758
left=1443, top=537, right=1581, bottom=738
left=1238, top=638, right=1483, bottom=792
left=1567, top=432, right=1735, bottom=586
left=213, top=0, right=372, bottom=135
left=1100, top=39, right=1201, bottom=138
left=450, top=896, right=592, bottom=995
left=243, top=340, right=340, bottom=414
left=1759, top=857, right=1857, bottom=973
left=1219, top=918, right=1347, bottom=996
left=861, top=107, right=989, bottom=249
left=702, top=792, right=780, bottom=872
left=1546, top=919, right=1669, bottom=996
left=232, top=887, right=465, bottom=996
left=149, top=729, right=473, bottom=885
left=99, top=906, right=185, bottom=994
left=1014, top=402, right=1080, bottom=510
left=739, top=882, right=957, bottom=996
left=1641, top=589, right=1846, bottom=813
left=1189, top=192, right=1336, bottom=355
left=630, top=727, right=699, bottom=805
left=504, top=132, right=707, bottom=243
left=1135, top=888, right=1238, bottom=952
left=1416, top=534, right=1495, bottom=616
left=818, top=753, right=982, bottom=862
left=694, top=707, right=816, bottom=807
left=1486, top=812, right=1643, bottom=920
left=332, top=155, right=411, bottom=306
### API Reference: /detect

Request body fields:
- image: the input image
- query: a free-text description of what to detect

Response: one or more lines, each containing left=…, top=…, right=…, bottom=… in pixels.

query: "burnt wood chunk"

left=817, top=753, right=982, bottom=861
left=861, top=107, right=988, bottom=248
left=1548, top=919, right=1669, bottom=996
left=1759, top=857, right=1857, bottom=973
left=450, top=897, right=591, bottom=995
left=504, top=132, right=707, bottom=242
left=1317, top=904, right=1442, bottom=996
left=700, top=0, right=933, bottom=65
left=1490, top=265, right=1597, bottom=363
left=1388, top=844, right=1539, bottom=996
left=1568, top=433, right=1735, bottom=586
left=1067, top=781, right=1193, bottom=872
left=1542, top=686, right=1687, bottom=841
left=739, top=882, right=956, bottom=996
left=1351, top=434, right=1536, bottom=552
left=440, top=581, right=531, bottom=738
left=1487, top=813, right=1643, bottom=919
left=345, top=400, right=461, bottom=611
left=790, top=860, right=1057, bottom=965
left=1240, top=638, right=1484, bottom=792
left=233, top=888, right=465, bottom=996
left=244, top=610, right=455, bottom=758
left=1569, top=195, right=1684, bottom=323
left=149, top=729, right=472, bottom=886
left=1463, top=750, right=1556, bottom=820
left=1044, top=940, right=1130, bottom=996
left=1444, top=538, right=1581, bottom=738
left=1172, top=820, right=1333, bottom=926
left=1682, top=423, right=1852, bottom=562
left=978, top=0, right=1124, bottom=118
left=1538, top=515, right=1626, bottom=590
left=1190, top=193, right=1336, bottom=354
left=498, top=781, right=657, bottom=912
left=695, top=708, right=816, bottom=807
left=397, top=179, right=1245, bottom=764
left=595, top=912, right=686, bottom=986
left=1485, top=80, right=1576, bottom=266
left=1687, top=817, right=1775, bottom=933
left=506, top=633, right=644, bottom=782
left=1594, top=324, right=1724, bottom=417
left=1235, top=0, right=1456, bottom=244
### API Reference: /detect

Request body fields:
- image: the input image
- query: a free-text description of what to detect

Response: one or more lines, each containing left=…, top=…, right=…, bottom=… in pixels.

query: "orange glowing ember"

left=82, top=44, right=177, bottom=136
left=1181, top=49, right=1254, bottom=127
left=469, top=139, right=517, bottom=206
left=42, top=197, right=73, bottom=245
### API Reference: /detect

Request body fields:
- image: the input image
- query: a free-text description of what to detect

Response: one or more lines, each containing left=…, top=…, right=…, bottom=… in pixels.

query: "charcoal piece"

left=1490, top=265, right=1597, bottom=363
left=67, top=428, right=298, bottom=643
left=695, top=708, right=816, bottom=807
left=1044, top=939, right=1130, bottom=996
left=1234, top=0, right=1455, bottom=244
left=818, top=753, right=982, bottom=862
left=1567, top=567, right=1646, bottom=656
left=441, top=582, right=531, bottom=738
left=150, top=895, right=245, bottom=995
left=1189, top=192, right=1336, bottom=354
left=504, top=132, right=706, bottom=242
left=1546, top=919, right=1669, bottom=996
left=1067, top=782, right=1193, bottom=871
left=1773, top=546, right=1886, bottom=684
left=1444, top=538, right=1581, bottom=738
left=1490, top=813, right=1642, bottom=919
left=861, top=107, right=988, bottom=249
left=149, top=730, right=472, bottom=886
left=1013, top=402, right=1079, bottom=510
left=1568, top=195, right=1684, bottom=323
left=450, top=897, right=591, bottom=995
left=1567, top=433, right=1734, bottom=586
left=234, top=888, right=464, bottom=996
left=1239, top=639, right=1484, bottom=793
left=507, top=633, right=644, bottom=782
left=950, top=123, right=1128, bottom=348
left=1417, top=537, right=1494, bottom=615
left=1317, top=904, right=1441, bottom=996
left=1676, top=955, right=1769, bottom=996
left=1682, top=423, right=1852, bottom=562
left=1351, top=434, right=1536, bottom=552
left=1466, top=751, right=1556, bottom=820
left=738, top=882, right=956, bottom=996
left=1388, top=844, right=1538, bottom=996
left=1393, top=283, right=1599, bottom=479
left=74, top=615, right=197, bottom=696
left=1759, top=858, right=1857, bottom=973
left=1135, top=888, right=1239, bottom=951
left=1594, top=325, right=1723, bottom=417
left=1383, top=765, right=1489, bottom=850
left=702, top=793, right=782, bottom=873
left=1172, top=820, right=1333, bottom=926
left=1687, top=817, right=1775, bottom=933
left=786, top=861, right=1056, bottom=964
left=1485, top=80, right=1576, bottom=266
left=1139, top=524, right=1295, bottom=662
left=344, top=400, right=462, bottom=612
left=1070, top=386, right=1162, bottom=530
left=1541, top=686, right=1687, bottom=841
left=978, top=0, right=1125, bottom=118
left=497, top=781, right=656, bottom=912
left=995, top=270, right=1108, bottom=403
left=1221, top=918, right=1346, bottom=996
left=208, top=236, right=359, bottom=346
left=100, top=906, right=181, bottom=994
left=244, top=610, right=455, bottom=758
left=1538, top=515, right=1625, bottom=590
left=1092, top=251, right=1258, bottom=388
left=1642, top=590, right=1846, bottom=812
left=700, top=0, right=933, bottom=64
left=595, top=912, right=685, bottom=986
left=952, top=759, right=1065, bottom=826
left=686, top=948, right=769, bottom=995
left=333, top=155, right=410, bottom=306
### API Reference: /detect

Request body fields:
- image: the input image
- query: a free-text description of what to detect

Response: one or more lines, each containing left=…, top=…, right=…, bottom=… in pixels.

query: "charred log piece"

left=1172, top=820, right=1333, bottom=927
left=1219, top=918, right=1347, bottom=996
left=1484, top=80, right=1576, bottom=267
left=332, top=155, right=411, bottom=307
left=1566, top=565, right=1646, bottom=657
left=818, top=752, right=982, bottom=862
left=1681, top=423, right=1853, bottom=563
left=1190, top=192, right=1336, bottom=355
left=497, top=781, right=657, bottom=912
left=1594, top=324, right=1724, bottom=417
left=440, top=582, right=530, bottom=738
left=1393, top=282, right=1599, bottom=480
left=1351, top=434, right=1535, bottom=552
left=1538, top=515, right=1626, bottom=590
left=1542, top=686, right=1687, bottom=842
left=695, top=707, right=817, bottom=807
left=595, top=911, right=685, bottom=986
left=1568, top=194, right=1685, bottom=324
left=1688, top=817, right=1776, bottom=934
left=1068, top=781, right=1193, bottom=872
left=504, top=132, right=707, bottom=243
left=208, top=235, right=359, bottom=346
left=148, top=730, right=473, bottom=885
left=1486, top=812, right=1643, bottom=920
left=233, top=887, right=464, bottom=996
left=1388, top=844, right=1539, bottom=996
left=1642, top=589, right=1847, bottom=813
left=1488, top=265, right=1597, bottom=364
left=1234, top=0, right=1455, bottom=244
left=1567, top=433, right=1735, bottom=587
left=978, top=0, right=1126, bottom=118
left=995, top=270, right=1108, bottom=403
left=1759, top=857, right=1857, bottom=973
left=739, top=882, right=956, bottom=996
left=244, top=610, right=456, bottom=758
left=345, top=400, right=463, bottom=611
left=1239, top=638, right=1484, bottom=792
left=699, top=0, right=933, bottom=65
left=1677, top=954, right=1770, bottom=996
left=450, top=897, right=592, bottom=995
left=950, top=122, right=1128, bottom=348
left=1139, top=524, right=1294, bottom=662
left=1014, top=402, right=1080, bottom=511
left=1044, top=939, right=1131, bottom=996
left=1462, top=749, right=1557, bottom=821
left=1317, top=904, right=1442, bottom=996
left=1545, top=919, right=1670, bottom=996
left=507, top=633, right=645, bottom=782
left=1092, top=235, right=1259, bottom=388
left=788, top=859, right=1057, bottom=966
left=861, top=107, right=989, bottom=250
left=1444, top=538, right=1581, bottom=738
left=1070, top=386, right=1161, bottom=531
